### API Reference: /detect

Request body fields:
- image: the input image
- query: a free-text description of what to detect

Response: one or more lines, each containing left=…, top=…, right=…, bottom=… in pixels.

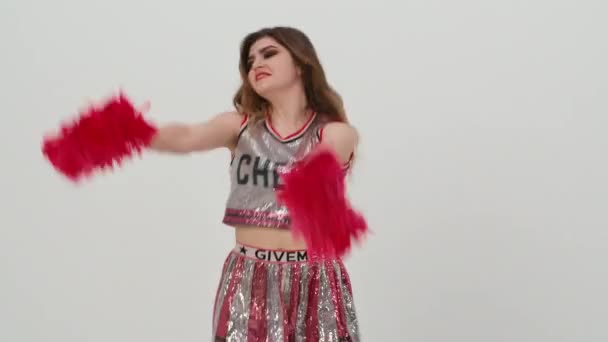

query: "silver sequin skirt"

left=212, top=244, right=360, bottom=341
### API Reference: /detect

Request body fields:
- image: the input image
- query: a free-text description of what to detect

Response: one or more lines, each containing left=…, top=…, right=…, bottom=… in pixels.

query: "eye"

left=263, top=50, right=278, bottom=59
left=245, top=48, right=278, bottom=71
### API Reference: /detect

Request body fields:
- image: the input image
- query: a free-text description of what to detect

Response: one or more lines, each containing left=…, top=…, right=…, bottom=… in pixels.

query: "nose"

left=250, top=56, right=266, bottom=71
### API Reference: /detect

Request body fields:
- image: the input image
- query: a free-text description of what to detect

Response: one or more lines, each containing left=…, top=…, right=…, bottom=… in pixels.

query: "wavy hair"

left=233, top=26, right=348, bottom=124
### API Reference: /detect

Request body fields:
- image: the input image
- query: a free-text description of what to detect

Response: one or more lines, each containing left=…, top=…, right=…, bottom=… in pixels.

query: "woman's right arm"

left=149, top=111, right=244, bottom=154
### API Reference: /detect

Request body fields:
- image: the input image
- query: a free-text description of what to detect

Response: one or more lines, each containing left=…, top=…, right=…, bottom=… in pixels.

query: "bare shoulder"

left=322, top=121, right=360, bottom=146
left=216, top=110, right=248, bottom=151
left=204, top=110, right=248, bottom=137
left=320, top=121, right=359, bottom=164
left=212, top=110, right=246, bottom=128
left=182, top=110, right=247, bottom=152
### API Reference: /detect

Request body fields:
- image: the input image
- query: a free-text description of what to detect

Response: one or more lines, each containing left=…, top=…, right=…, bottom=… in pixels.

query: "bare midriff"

left=234, top=224, right=307, bottom=250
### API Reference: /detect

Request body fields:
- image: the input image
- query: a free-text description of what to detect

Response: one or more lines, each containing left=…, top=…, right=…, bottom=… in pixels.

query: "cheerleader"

left=43, top=26, right=368, bottom=341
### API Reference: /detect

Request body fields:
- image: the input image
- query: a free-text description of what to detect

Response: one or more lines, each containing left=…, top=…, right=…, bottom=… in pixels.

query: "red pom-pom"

left=42, top=93, right=157, bottom=182
left=276, top=148, right=368, bottom=259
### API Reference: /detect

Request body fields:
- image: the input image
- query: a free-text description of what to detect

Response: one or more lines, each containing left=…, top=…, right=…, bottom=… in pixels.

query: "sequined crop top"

left=222, top=111, right=334, bottom=229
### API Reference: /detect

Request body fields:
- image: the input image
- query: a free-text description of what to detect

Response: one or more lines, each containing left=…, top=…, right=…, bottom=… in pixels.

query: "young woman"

left=43, top=26, right=365, bottom=341
left=151, top=26, right=362, bottom=341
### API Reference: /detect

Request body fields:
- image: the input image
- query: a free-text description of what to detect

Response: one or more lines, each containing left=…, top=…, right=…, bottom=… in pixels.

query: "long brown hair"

left=233, top=27, right=348, bottom=124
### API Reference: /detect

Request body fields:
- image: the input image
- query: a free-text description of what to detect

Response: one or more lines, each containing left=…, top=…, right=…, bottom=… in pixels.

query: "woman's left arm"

left=277, top=121, right=366, bottom=257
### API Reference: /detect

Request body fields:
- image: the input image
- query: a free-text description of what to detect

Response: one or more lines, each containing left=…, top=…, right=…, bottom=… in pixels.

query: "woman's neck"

left=266, top=83, right=309, bottom=126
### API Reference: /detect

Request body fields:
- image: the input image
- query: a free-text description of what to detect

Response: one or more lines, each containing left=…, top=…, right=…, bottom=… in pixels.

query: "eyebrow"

left=247, top=45, right=278, bottom=61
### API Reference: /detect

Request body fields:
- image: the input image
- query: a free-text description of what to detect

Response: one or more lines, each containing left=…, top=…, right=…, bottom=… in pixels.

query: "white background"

left=2, top=0, right=607, bottom=341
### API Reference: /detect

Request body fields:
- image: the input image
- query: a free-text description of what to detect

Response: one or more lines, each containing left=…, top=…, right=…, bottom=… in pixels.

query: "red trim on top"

left=266, top=111, right=316, bottom=141
left=343, top=152, right=354, bottom=170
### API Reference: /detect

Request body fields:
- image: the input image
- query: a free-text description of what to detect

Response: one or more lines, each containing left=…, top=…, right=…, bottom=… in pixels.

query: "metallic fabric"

left=212, top=248, right=360, bottom=341
left=295, top=264, right=310, bottom=342
left=222, top=113, right=327, bottom=229
left=226, top=259, right=255, bottom=340
left=213, top=255, right=238, bottom=334
left=267, top=263, right=284, bottom=341
left=336, top=262, right=360, bottom=340
left=318, top=266, right=339, bottom=341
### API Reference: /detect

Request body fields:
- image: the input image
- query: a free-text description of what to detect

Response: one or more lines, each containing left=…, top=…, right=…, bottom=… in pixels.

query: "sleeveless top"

left=222, top=111, right=343, bottom=229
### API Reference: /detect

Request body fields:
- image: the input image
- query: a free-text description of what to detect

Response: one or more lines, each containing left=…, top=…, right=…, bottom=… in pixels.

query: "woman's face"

left=247, top=36, right=301, bottom=97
